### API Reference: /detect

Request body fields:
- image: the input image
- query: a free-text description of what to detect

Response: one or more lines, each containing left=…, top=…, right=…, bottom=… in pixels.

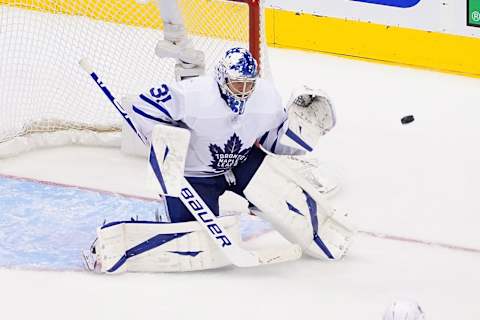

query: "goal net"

left=0, top=0, right=269, bottom=157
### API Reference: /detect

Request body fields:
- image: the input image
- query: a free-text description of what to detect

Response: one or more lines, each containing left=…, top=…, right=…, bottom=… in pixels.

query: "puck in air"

left=401, top=115, right=415, bottom=124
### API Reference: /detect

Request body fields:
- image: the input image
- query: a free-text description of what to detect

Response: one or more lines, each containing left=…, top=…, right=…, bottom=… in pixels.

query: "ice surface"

left=1, top=48, right=480, bottom=319
left=0, top=174, right=272, bottom=270
left=0, top=175, right=165, bottom=270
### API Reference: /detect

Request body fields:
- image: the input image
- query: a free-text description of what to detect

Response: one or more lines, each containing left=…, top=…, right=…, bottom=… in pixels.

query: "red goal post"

left=0, top=0, right=269, bottom=157
left=232, top=0, right=261, bottom=70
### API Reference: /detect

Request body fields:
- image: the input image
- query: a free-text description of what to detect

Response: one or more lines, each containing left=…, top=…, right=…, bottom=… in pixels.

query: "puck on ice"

left=401, top=115, right=414, bottom=124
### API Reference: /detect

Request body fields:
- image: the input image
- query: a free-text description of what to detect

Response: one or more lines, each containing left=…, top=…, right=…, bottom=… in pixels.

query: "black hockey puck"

left=401, top=115, right=415, bottom=124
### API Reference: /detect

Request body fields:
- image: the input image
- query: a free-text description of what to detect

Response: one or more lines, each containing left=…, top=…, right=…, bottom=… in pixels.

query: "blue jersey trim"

left=139, top=94, right=173, bottom=119
left=271, top=138, right=278, bottom=153
left=258, top=131, right=269, bottom=145
left=272, top=121, right=286, bottom=153
left=132, top=105, right=173, bottom=125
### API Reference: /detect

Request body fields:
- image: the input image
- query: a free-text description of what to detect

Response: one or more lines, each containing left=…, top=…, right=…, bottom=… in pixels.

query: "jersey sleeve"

left=257, top=88, right=306, bottom=156
left=124, top=82, right=186, bottom=142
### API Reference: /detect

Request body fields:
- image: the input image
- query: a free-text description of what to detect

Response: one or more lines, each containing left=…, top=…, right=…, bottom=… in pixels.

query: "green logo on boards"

left=468, top=0, right=480, bottom=27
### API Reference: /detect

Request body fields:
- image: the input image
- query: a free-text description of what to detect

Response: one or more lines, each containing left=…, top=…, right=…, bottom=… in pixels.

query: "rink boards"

left=2, top=0, right=479, bottom=77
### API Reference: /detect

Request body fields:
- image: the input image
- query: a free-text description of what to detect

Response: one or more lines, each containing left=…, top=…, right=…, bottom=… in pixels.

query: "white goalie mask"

left=215, top=47, right=258, bottom=115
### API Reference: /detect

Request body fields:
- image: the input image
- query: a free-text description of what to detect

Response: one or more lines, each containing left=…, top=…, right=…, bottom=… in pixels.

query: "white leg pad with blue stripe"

left=274, top=155, right=341, bottom=197
left=244, top=155, right=355, bottom=260
left=148, top=125, right=191, bottom=197
left=93, top=215, right=239, bottom=273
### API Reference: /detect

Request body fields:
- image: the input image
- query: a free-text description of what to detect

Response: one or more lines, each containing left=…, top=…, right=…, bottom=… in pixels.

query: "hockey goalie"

left=83, top=0, right=356, bottom=273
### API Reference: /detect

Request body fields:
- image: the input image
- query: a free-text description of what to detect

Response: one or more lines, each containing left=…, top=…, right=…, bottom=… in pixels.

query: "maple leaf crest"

left=208, top=133, right=251, bottom=172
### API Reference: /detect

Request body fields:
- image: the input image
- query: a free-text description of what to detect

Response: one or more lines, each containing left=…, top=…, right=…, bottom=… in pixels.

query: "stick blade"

left=256, top=244, right=302, bottom=265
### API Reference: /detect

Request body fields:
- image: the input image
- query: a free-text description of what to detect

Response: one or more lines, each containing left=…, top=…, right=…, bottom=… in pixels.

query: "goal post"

left=0, top=0, right=269, bottom=157
left=232, top=0, right=261, bottom=68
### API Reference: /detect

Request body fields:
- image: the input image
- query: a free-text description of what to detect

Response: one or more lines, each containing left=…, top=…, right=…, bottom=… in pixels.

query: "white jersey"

left=127, top=76, right=292, bottom=177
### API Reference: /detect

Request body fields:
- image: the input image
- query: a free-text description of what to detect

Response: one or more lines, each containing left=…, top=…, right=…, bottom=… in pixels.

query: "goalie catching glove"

left=280, top=85, right=336, bottom=153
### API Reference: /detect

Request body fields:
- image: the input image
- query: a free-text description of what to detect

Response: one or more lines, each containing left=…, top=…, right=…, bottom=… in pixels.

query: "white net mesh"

left=0, top=0, right=268, bottom=155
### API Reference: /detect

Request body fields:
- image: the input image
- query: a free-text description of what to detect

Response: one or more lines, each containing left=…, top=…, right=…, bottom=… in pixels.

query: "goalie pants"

left=164, top=147, right=266, bottom=223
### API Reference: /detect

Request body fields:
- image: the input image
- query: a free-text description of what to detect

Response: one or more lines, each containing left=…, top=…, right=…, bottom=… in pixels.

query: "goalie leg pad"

left=148, top=125, right=191, bottom=197
left=244, top=155, right=355, bottom=260
left=93, top=215, right=240, bottom=273
left=274, top=155, right=341, bottom=197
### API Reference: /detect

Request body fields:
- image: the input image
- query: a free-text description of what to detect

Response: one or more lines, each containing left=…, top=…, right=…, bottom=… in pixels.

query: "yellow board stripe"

left=2, top=1, right=479, bottom=77
left=266, top=9, right=480, bottom=77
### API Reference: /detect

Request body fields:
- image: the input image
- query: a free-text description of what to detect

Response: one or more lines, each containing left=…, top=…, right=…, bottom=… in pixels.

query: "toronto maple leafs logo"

left=209, top=133, right=251, bottom=172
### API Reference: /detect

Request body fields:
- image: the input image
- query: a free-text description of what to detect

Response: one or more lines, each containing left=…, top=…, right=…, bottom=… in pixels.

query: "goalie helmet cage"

left=0, top=0, right=269, bottom=157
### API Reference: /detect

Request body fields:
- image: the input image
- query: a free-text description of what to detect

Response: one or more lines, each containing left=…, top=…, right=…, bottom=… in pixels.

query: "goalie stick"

left=78, top=58, right=301, bottom=269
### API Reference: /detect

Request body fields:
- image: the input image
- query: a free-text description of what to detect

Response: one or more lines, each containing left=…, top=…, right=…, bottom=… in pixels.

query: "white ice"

left=1, top=48, right=480, bottom=320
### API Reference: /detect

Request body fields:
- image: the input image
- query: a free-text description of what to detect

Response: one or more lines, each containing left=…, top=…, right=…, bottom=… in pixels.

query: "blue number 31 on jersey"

left=351, top=0, right=420, bottom=8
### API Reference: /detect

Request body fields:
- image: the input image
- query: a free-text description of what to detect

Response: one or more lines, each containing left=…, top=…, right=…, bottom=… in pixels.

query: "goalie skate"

left=82, top=245, right=100, bottom=272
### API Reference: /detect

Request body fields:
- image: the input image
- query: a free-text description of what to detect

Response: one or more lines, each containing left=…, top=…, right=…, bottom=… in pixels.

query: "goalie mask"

left=215, top=47, right=258, bottom=115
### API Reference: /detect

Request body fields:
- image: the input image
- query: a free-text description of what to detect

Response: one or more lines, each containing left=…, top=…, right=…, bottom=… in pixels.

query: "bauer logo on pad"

left=352, top=0, right=421, bottom=8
